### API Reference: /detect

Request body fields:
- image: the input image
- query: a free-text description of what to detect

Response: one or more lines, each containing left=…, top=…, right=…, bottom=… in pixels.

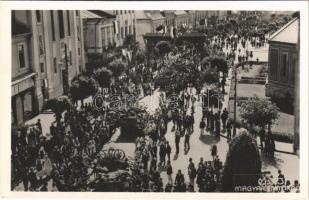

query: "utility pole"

left=233, top=66, right=237, bottom=136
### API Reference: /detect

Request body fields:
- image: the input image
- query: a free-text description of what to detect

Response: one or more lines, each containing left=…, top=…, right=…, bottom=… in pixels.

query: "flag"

left=170, top=26, right=174, bottom=38
left=173, top=27, right=177, bottom=38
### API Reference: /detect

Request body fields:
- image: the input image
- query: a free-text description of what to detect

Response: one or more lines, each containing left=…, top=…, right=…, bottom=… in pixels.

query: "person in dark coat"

left=221, top=108, right=228, bottom=130
left=159, top=142, right=167, bottom=166
left=36, top=119, right=42, bottom=134
left=188, top=158, right=197, bottom=187
left=184, top=132, right=190, bottom=151
left=166, top=161, right=173, bottom=185
left=165, top=141, right=171, bottom=162
left=175, top=170, right=185, bottom=186
left=199, top=119, right=206, bottom=136
left=175, top=130, right=180, bottom=154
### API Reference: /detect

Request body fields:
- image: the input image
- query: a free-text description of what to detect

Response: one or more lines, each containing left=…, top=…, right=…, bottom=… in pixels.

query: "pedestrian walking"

left=166, top=161, right=173, bottom=185
left=165, top=141, right=171, bottom=162
left=184, top=131, right=190, bottom=151
left=199, top=119, right=206, bottom=136
left=188, top=158, right=197, bottom=187
left=175, top=130, right=180, bottom=154
left=221, top=108, right=228, bottom=130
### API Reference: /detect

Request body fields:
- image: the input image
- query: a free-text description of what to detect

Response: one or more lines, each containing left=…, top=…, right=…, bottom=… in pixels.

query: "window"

left=67, top=11, right=71, bottom=36
left=17, top=44, right=26, bottom=68
left=269, top=49, right=278, bottom=80
left=124, top=10, right=127, bottom=14
left=58, top=11, right=65, bottom=39
left=79, top=65, right=82, bottom=73
left=120, top=10, right=122, bottom=14
left=50, top=11, right=55, bottom=41
left=129, top=25, right=132, bottom=34
left=125, top=26, right=128, bottom=37
left=128, top=10, right=130, bottom=14
left=116, top=10, right=118, bottom=15
left=39, top=35, right=44, bottom=55
left=76, top=11, right=79, bottom=16
left=40, top=62, right=44, bottom=73
left=102, top=28, right=106, bottom=47
left=121, top=27, right=124, bottom=38
left=36, top=11, right=41, bottom=23
left=282, top=54, right=288, bottom=77
left=54, top=58, right=57, bottom=73
left=78, top=47, right=81, bottom=56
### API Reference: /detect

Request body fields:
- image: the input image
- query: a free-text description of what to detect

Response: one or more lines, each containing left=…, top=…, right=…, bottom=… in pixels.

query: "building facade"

left=266, top=18, right=298, bottom=101
left=266, top=17, right=299, bottom=152
left=174, top=10, right=189, bottom=28
left=82, top=10, right=116, bottom=54
left=109, top=10, right=136, bottom=47
left=11, top=10, right=85, bottom=125
left=135, top=11, right=166, bottom=49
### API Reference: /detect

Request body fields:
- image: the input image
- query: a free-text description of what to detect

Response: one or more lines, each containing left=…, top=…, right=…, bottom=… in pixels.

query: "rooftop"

left=136, top=11, right=165, bottom=20
left=90, top=10, right=116, bottom=18
left=269, top=17, right=299, bottom=44
left=81, top=10, right=102, bottom=19
left=174, top=10, right=187, bottom=16
left=12, top=18, right=31, bottom=36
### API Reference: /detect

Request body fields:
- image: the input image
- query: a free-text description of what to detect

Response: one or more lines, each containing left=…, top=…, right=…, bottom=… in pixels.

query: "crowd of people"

left=131, top=135, right=224, bottom=192
left=11, top=12, right=300, bottom=192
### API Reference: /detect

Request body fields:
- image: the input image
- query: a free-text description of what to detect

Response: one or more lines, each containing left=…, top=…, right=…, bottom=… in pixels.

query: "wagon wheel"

left=99, top=150, right=108, bottom=159
left=107, top=148, right=115, bottom=158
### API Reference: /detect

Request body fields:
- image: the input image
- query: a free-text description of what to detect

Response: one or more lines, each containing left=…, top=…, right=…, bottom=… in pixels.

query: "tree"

left=200, top=65, right=219, bottom=84
left=155, top=41, right=172, bottom=64
left=93, top=67, right=113, bottom=88
left=85, top=53, right=107, bottom=74
left=210, top=55, right=229, bottom=74
left=45, top=96, right=71, bottom=125
left=108, top=58, right=126, bottom=78
left=70, top=74, right=97, bottom=106
left=239, top=96, right=280, bottom=131
left=123, top=34, right=136, bottom=50
left=221, top=131, right=262, bottom=192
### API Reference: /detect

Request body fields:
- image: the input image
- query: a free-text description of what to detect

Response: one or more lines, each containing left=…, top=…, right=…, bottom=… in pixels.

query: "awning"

left=11, top=72, right=36, bottom=96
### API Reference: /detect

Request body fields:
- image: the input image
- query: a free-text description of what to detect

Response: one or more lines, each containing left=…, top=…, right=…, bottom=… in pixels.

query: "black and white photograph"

left=5, top=4, right=307, bottom=195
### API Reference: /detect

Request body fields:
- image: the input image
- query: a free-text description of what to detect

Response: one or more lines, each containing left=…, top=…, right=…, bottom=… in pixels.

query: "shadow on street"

left=199, top=134, right=221, bottom=145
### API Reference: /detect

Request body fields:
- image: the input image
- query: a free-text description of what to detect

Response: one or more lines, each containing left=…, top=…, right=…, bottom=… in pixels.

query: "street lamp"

left=232, top=61, right=246, bottom=136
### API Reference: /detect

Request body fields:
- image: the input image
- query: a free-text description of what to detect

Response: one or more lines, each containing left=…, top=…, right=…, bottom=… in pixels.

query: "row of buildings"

left=82, top=10, right=230, bottom=52
left=11, top=10, right=229, bottom=125
left=12, top=10, right=85, bottom=125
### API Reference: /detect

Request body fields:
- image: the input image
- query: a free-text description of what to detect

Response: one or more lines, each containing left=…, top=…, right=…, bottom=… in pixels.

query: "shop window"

left=282, top=53, right=288, bottom=77
left=36, top=11, right=41, bottom=23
